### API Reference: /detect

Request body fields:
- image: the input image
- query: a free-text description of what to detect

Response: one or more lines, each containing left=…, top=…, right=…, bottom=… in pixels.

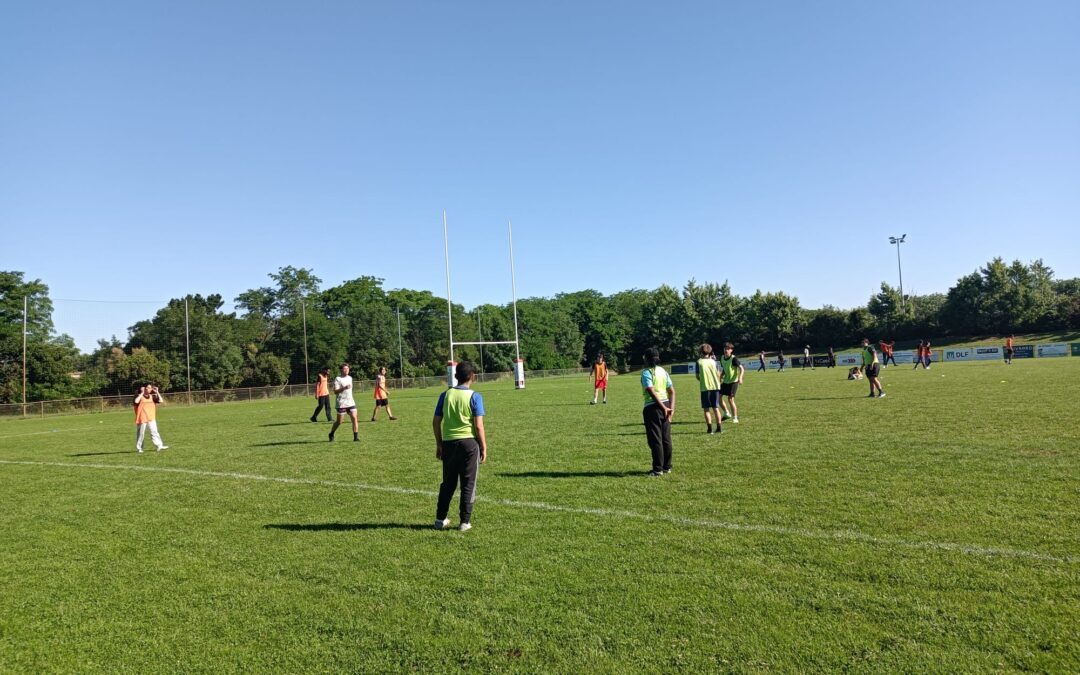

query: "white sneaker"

left=156, top=446, right=169, bottom=451
left=458, top=522, right=472, bottom=532
left=732, top=417, right=739, bottom=424
left=878, top=392, right=886, bottom=398
left=434, top=518, right=450, bottom=530
left=136, top=448, right=143, bottom=453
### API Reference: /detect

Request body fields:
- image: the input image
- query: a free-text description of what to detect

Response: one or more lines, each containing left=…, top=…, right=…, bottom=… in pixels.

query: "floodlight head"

left=889, top=236, right=897, bottom=244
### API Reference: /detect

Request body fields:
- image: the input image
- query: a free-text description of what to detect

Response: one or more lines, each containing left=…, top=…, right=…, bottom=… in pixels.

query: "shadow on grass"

left=794, top=396, right=862, bottom=401
left=264, top=523, right=430, bottom=532
left=498, top=470, right=641, bottom=478
left=260, top=421, right=321, bottom=427
left=68, top=450, right=136, bottom=457
left=251, top=440, right=329, bottom=447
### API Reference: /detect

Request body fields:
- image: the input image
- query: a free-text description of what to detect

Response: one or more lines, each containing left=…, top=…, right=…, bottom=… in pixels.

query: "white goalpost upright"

left=442, top=211, right=524, bottom=388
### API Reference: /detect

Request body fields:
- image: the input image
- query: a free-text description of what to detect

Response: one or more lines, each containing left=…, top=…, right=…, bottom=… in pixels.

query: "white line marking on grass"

left=0, top=426, right=102, bottom=440
left=1, top=460, right=1075, bottom=565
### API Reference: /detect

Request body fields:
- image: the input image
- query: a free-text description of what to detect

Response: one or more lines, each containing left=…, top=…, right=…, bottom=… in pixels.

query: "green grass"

left=1, top=360, right=1078, bottom=672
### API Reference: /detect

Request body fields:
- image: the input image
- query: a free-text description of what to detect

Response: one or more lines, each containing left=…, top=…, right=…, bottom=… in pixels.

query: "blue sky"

left=2, top=1, right=1078, bottom=351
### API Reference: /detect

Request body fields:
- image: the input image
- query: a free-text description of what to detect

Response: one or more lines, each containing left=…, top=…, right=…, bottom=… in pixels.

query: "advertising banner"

left=812, top=355, right=833, bottom=367
left=1037, top=343, right=1068, bottom=358
left=836, top=352, right=862, bottom=367
left=1013, top=345, right=1034, bottom=359
left=973, top=346, right=1003, bottom=361
left=943, top=347, right=975, bottom=362
left=1072, top=343, right=1080, bottom=357
left=670, top=364, right=691, bottom=375
left=891, top=349, right=917, bottom=364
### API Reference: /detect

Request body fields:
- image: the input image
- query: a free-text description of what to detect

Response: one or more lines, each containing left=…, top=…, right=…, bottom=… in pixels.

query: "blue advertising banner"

left=1013, top=345, right=1034, bottom=359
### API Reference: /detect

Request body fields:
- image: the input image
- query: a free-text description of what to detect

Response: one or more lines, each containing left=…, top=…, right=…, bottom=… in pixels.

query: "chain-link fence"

left=0, top=368, right=592, bottom=419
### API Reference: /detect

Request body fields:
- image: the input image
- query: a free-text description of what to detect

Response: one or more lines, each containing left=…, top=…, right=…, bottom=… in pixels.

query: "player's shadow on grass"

left=251, top=440, right=329, bottom=447
left=795, top=396, right=861, bottom=401
left=264, top=523, right=430, bottom=532
left=260, top=422, right=317, bottom=427
left=68, top=451, right=135, bottom=457
left=497, top=470, right=639, bottom=478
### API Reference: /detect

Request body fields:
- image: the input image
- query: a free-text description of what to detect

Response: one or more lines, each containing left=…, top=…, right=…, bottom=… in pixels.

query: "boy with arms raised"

left=133, top=383, right=168, bottom=453
left=433, top=361, right=487, bottom=532
left=695, top=344, right=723, bottom=435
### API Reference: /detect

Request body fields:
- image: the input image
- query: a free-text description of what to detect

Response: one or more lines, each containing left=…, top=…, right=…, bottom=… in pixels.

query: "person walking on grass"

left=923, top=340, right=933, bottom=369
left=371, top=366, right=398, bottom=421
left=433, top=361, right=487, bottom=532
left=913, top=340, right=925, bottom=369
left=883, top=339, right=898, bottom=367
left=827, top=346, right=836, bottom=368
left=695, top=344, right=723, bottom=435
left=134, top=383, right=169, bottom=453
left=310, top=367, right=332, bottom=422
left=719, top=342, right=745, bottom=424
left=1005, top=335, right=1014, bottom=364
left=802, top=345, right=813, bottom=369
left=757, top=350, right=767, bottom=373
left=329, top=363, right=359, bottom=442
left=777, top=350, right=786, bottom=373
left=861, top=338, right=885, bottom=398
left=590, top=354, right=608, bottom=405
left=641, top=347, right=675, bottom=476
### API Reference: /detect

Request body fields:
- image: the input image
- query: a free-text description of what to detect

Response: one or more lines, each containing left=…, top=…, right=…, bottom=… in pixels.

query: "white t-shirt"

left=334, top=375, right=355, bottom=408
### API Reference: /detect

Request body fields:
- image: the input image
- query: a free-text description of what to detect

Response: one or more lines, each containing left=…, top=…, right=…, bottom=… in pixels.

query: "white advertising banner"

left=943, top=347, right=975, bottom=362
left=746, top=357, right=782, bottom=370
left=891, top=349, right=917, bottom=363
left=1037, top=343, right=1069, bottom=358
left=973, top=346, right=1003, bottom=361
left=686, top=362, right=698, bottom=375
left=836, top=352, right=862, bottom=367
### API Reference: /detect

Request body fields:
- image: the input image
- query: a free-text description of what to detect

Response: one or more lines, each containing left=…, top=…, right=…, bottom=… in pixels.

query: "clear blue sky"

left=3, top=1, right=1078, bottom=351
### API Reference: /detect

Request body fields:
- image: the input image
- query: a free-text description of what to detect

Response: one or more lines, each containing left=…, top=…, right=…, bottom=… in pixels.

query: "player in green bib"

left=432, top=361, right=488, bottom=531
left=640, top=347, right=675, bottom=475
left=861, top=338, right=885, bottom=398
left=695, top=343, right=724, bottom=435
left=718, top=342, right=745, bottom=423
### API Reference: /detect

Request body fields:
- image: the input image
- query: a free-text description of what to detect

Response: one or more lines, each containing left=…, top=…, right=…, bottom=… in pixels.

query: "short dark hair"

left=724, top=342, right=734, bottom=350
left=455, top=361, right=476, bottom=383
left=320, top=367, right=330, bottom=373
left=341, top=362, right=350, bottom=369
left=700, top=343, right=713, bottom=356
left=643, top=347, right=661, bottom=366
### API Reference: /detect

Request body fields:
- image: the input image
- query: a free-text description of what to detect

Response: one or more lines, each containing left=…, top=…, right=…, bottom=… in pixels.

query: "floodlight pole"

left=443, top=210, right=455, bottom=365
left=889, top=234, right=907, bottom=310
left=301, top=298, right=310, bottom=385
left=184, top=297, right=192, bottom=395
left=22, top=296, right=27, bottom=416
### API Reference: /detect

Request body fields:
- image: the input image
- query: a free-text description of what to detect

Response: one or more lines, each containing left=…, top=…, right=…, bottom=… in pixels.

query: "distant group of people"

left=312, top=364, right=397, bottom=442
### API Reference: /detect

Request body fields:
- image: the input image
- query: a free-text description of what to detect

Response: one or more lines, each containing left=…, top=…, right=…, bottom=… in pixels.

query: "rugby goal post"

left=443, top=211, right=524, bottom=389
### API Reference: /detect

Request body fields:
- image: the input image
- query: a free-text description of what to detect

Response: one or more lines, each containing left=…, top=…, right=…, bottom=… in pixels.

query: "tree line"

left=1, top=257, right=1077, bottom=402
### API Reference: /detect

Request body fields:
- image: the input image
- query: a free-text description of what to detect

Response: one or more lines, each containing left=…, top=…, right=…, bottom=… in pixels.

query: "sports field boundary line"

left=1, top=459, right=1075, bottom=565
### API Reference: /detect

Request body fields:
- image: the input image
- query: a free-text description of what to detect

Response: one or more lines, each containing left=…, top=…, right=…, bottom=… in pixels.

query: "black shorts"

left=375, top=399, right=389, bottom=407
left=700, top=390, right=721, bottom=409
left=866, top=364, right=880, bottom=378
left=720, top=382, right=739, bottom=397
left=1005, top=348, right=1014, bottom=358
left=337, top=406, right=356, bottom=414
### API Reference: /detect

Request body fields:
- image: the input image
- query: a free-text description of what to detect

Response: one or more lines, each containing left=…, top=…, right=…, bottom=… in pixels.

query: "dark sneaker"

left=647, top=471, right=663, bottom=477
left=328, top=432, right=335, bottom=442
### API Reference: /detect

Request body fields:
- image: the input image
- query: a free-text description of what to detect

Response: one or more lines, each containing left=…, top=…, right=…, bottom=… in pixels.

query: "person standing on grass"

left=310, top=367, right=332, bottom=422
left=641, top=347, right=675, bottom=476
left=923, top=340, right=933, bottom=369
left=329, top=363, right=359, bottom=442
left=433, top=361, right=487, bottom=532
left=371, top=366, right=397, bottom=421
left=861, top=338, right=885, bottom=398
left=757, top=350, right=767, bottom=372
left=590, top=354, right=608, bottom=405
left=827, top=346, right=836, bottom=368
left=777, top=350, right=786, bottom=373
left=695, top=344, right=723, bottom=435
left=1005, top=335, right=1014, bottom=364
left=884, top=340, right=898, bottom=367
left=134, top=383, right=169, bottom=453
left=802, top=345, right=813, bottom=369
left=719, top=342, right=745, bottom=424
left=913, top=340, right=925, bottom=369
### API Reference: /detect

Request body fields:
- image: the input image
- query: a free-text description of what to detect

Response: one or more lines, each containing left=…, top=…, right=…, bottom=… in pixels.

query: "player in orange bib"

left=133, top=383, right=169, bottom=453
left=590, top=354, right=608, bottom=405
left=370, top=366, right=397, bottom=421
left=310, top=367, right=332, bottom=422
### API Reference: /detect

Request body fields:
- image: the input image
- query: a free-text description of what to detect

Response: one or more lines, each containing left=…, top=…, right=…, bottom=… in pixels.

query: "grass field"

left=1, top=359, right=1078, bottom=672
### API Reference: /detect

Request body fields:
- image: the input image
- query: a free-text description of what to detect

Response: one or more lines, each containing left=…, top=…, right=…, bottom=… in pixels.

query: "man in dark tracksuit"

left=641, top=347, right=675, bottom=476
left=433, top=361, right=487, bottom=532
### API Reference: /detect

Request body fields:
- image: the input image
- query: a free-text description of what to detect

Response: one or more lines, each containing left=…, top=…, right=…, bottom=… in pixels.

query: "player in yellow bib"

left=695, top=343, right=723, bottom=435
left=641, top=347, right=675, bottom=475
left=718, top=342, right=745, bottom=424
